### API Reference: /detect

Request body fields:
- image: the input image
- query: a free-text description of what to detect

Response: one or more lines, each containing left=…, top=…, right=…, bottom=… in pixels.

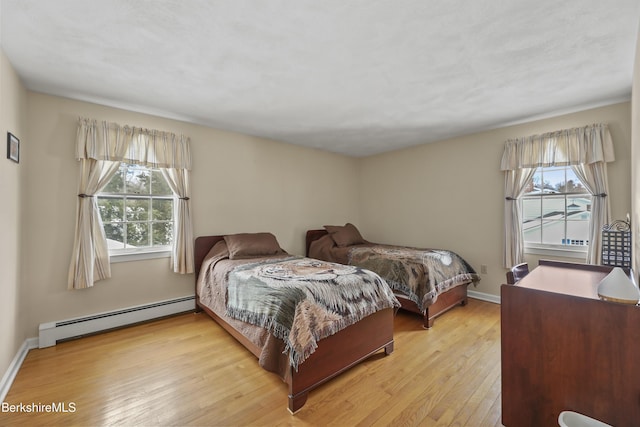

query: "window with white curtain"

left=69, top=118, right=193, bottom=289
left=521, top=165, right=591, bottom=256
left=500, top=123, right=614, bottom=268
left=97, top=163, right=174, bottom=258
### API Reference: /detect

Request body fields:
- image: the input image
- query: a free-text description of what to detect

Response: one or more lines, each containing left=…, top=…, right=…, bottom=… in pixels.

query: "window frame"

left=521, top=165, right=591, bottom=259
left=97, top=163, right=175, bottom=262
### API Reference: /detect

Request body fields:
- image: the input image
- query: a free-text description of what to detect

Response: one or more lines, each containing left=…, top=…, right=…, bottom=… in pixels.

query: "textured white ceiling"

left=1, top=0, right=639, bottom=156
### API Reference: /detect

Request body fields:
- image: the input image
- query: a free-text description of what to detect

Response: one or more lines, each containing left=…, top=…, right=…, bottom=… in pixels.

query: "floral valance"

left=76, top=117, right=191, bottom=170
left=500, top=123, right=614, bottom=171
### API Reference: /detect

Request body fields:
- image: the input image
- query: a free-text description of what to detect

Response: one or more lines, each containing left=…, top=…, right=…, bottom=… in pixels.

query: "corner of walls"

left=18, top=92, right=365, bottom=343
left=631, top=24, right=640, bottom=274
left=358, top=102, right=632, bottom=299
left=0, top=48, right=28, bottom=393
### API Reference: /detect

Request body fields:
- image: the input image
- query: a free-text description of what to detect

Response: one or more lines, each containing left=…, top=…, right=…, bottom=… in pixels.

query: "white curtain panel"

left=69, top=118, right=193, bottom=289
left=67, top=158, right=121, bottom=289
left=500, top=123, right=614, bottom=268
left=162, top=168, right=194, bottom=274
left=503, top=168, right=536, bottom=268
left=571, top=162, right=611, bottom=264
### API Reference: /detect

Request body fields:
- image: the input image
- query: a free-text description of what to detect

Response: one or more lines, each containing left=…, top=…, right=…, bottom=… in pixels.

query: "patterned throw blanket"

left=226, top=256, right=399, bottom=370
left=348, top=246, right=480, bottom=313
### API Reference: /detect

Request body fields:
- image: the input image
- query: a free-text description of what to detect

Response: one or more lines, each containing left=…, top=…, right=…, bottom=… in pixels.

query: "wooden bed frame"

left=194, top=235, right=395, bottom=413
left=305, top=229, right=469, bottom=329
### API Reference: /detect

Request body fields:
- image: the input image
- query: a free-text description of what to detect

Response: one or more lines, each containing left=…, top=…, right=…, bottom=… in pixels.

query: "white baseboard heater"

left=38, top=296, right=195, bottom=348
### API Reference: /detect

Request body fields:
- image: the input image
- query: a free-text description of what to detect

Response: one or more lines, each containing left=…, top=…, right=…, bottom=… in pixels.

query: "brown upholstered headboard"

left=305, top=229, right=328, bottom=256
left=194, top=235, right=225, bottom=280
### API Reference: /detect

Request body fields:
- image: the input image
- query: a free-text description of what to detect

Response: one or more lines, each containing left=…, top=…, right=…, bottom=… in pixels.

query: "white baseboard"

left=468, top=290, right=501, bottom=304
left=0, top=337, right=38, bottom=402
left=38, top=295, right=195, bottom=348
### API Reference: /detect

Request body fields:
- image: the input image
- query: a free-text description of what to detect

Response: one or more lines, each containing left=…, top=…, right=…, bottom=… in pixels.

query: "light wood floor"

left=3, top=298, right=502, bottom=426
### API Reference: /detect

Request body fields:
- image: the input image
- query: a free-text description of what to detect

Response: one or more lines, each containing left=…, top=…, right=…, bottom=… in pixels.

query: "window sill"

left=110, top=250, right=171, bottom=263
left=525, top=245, right=587, bottom=260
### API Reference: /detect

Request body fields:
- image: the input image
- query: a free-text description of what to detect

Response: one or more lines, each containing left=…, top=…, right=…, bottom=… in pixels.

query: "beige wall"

left=632, top=26, right=640, bottom=273
left=20, top=93, right=361, bottom=339
left=0, top=51, right=27, bottom=381
left=359, top=102, right=632, bottom=298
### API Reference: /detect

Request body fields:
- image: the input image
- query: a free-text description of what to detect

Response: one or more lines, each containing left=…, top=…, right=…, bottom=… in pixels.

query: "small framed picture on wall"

left=7, top=132, right=19, bottom=163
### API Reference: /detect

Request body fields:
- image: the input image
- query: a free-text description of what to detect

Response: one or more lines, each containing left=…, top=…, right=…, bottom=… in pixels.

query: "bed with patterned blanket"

left=195, top=233, right=399, bottom=413
left=306, top=224, right=480, bottom=328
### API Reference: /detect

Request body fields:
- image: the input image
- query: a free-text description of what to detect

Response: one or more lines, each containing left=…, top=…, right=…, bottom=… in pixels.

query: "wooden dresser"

left=501, top=260, right=640, bottom=427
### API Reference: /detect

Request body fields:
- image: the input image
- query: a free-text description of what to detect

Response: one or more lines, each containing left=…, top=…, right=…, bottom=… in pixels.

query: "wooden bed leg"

left=288, top=392, right=308, bottom=414
left=423, top=316, right=434, bottom=329
left=460, top=297, right=468, bottom=306
left=384, top=341, right=394, bottom=355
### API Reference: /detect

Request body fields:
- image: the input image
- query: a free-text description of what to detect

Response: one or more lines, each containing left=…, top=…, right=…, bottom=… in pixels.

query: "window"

left=97, top=163, right=174, bottom=256
left=521, top=166, right=591, bottom=253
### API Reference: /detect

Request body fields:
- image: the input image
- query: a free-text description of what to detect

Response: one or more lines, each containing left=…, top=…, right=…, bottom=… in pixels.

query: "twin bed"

left=306, top=224, right=479, bottom=328
left=194, top=232, right=398, bottom=413
left=194, top=225, right=479, bottom=412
